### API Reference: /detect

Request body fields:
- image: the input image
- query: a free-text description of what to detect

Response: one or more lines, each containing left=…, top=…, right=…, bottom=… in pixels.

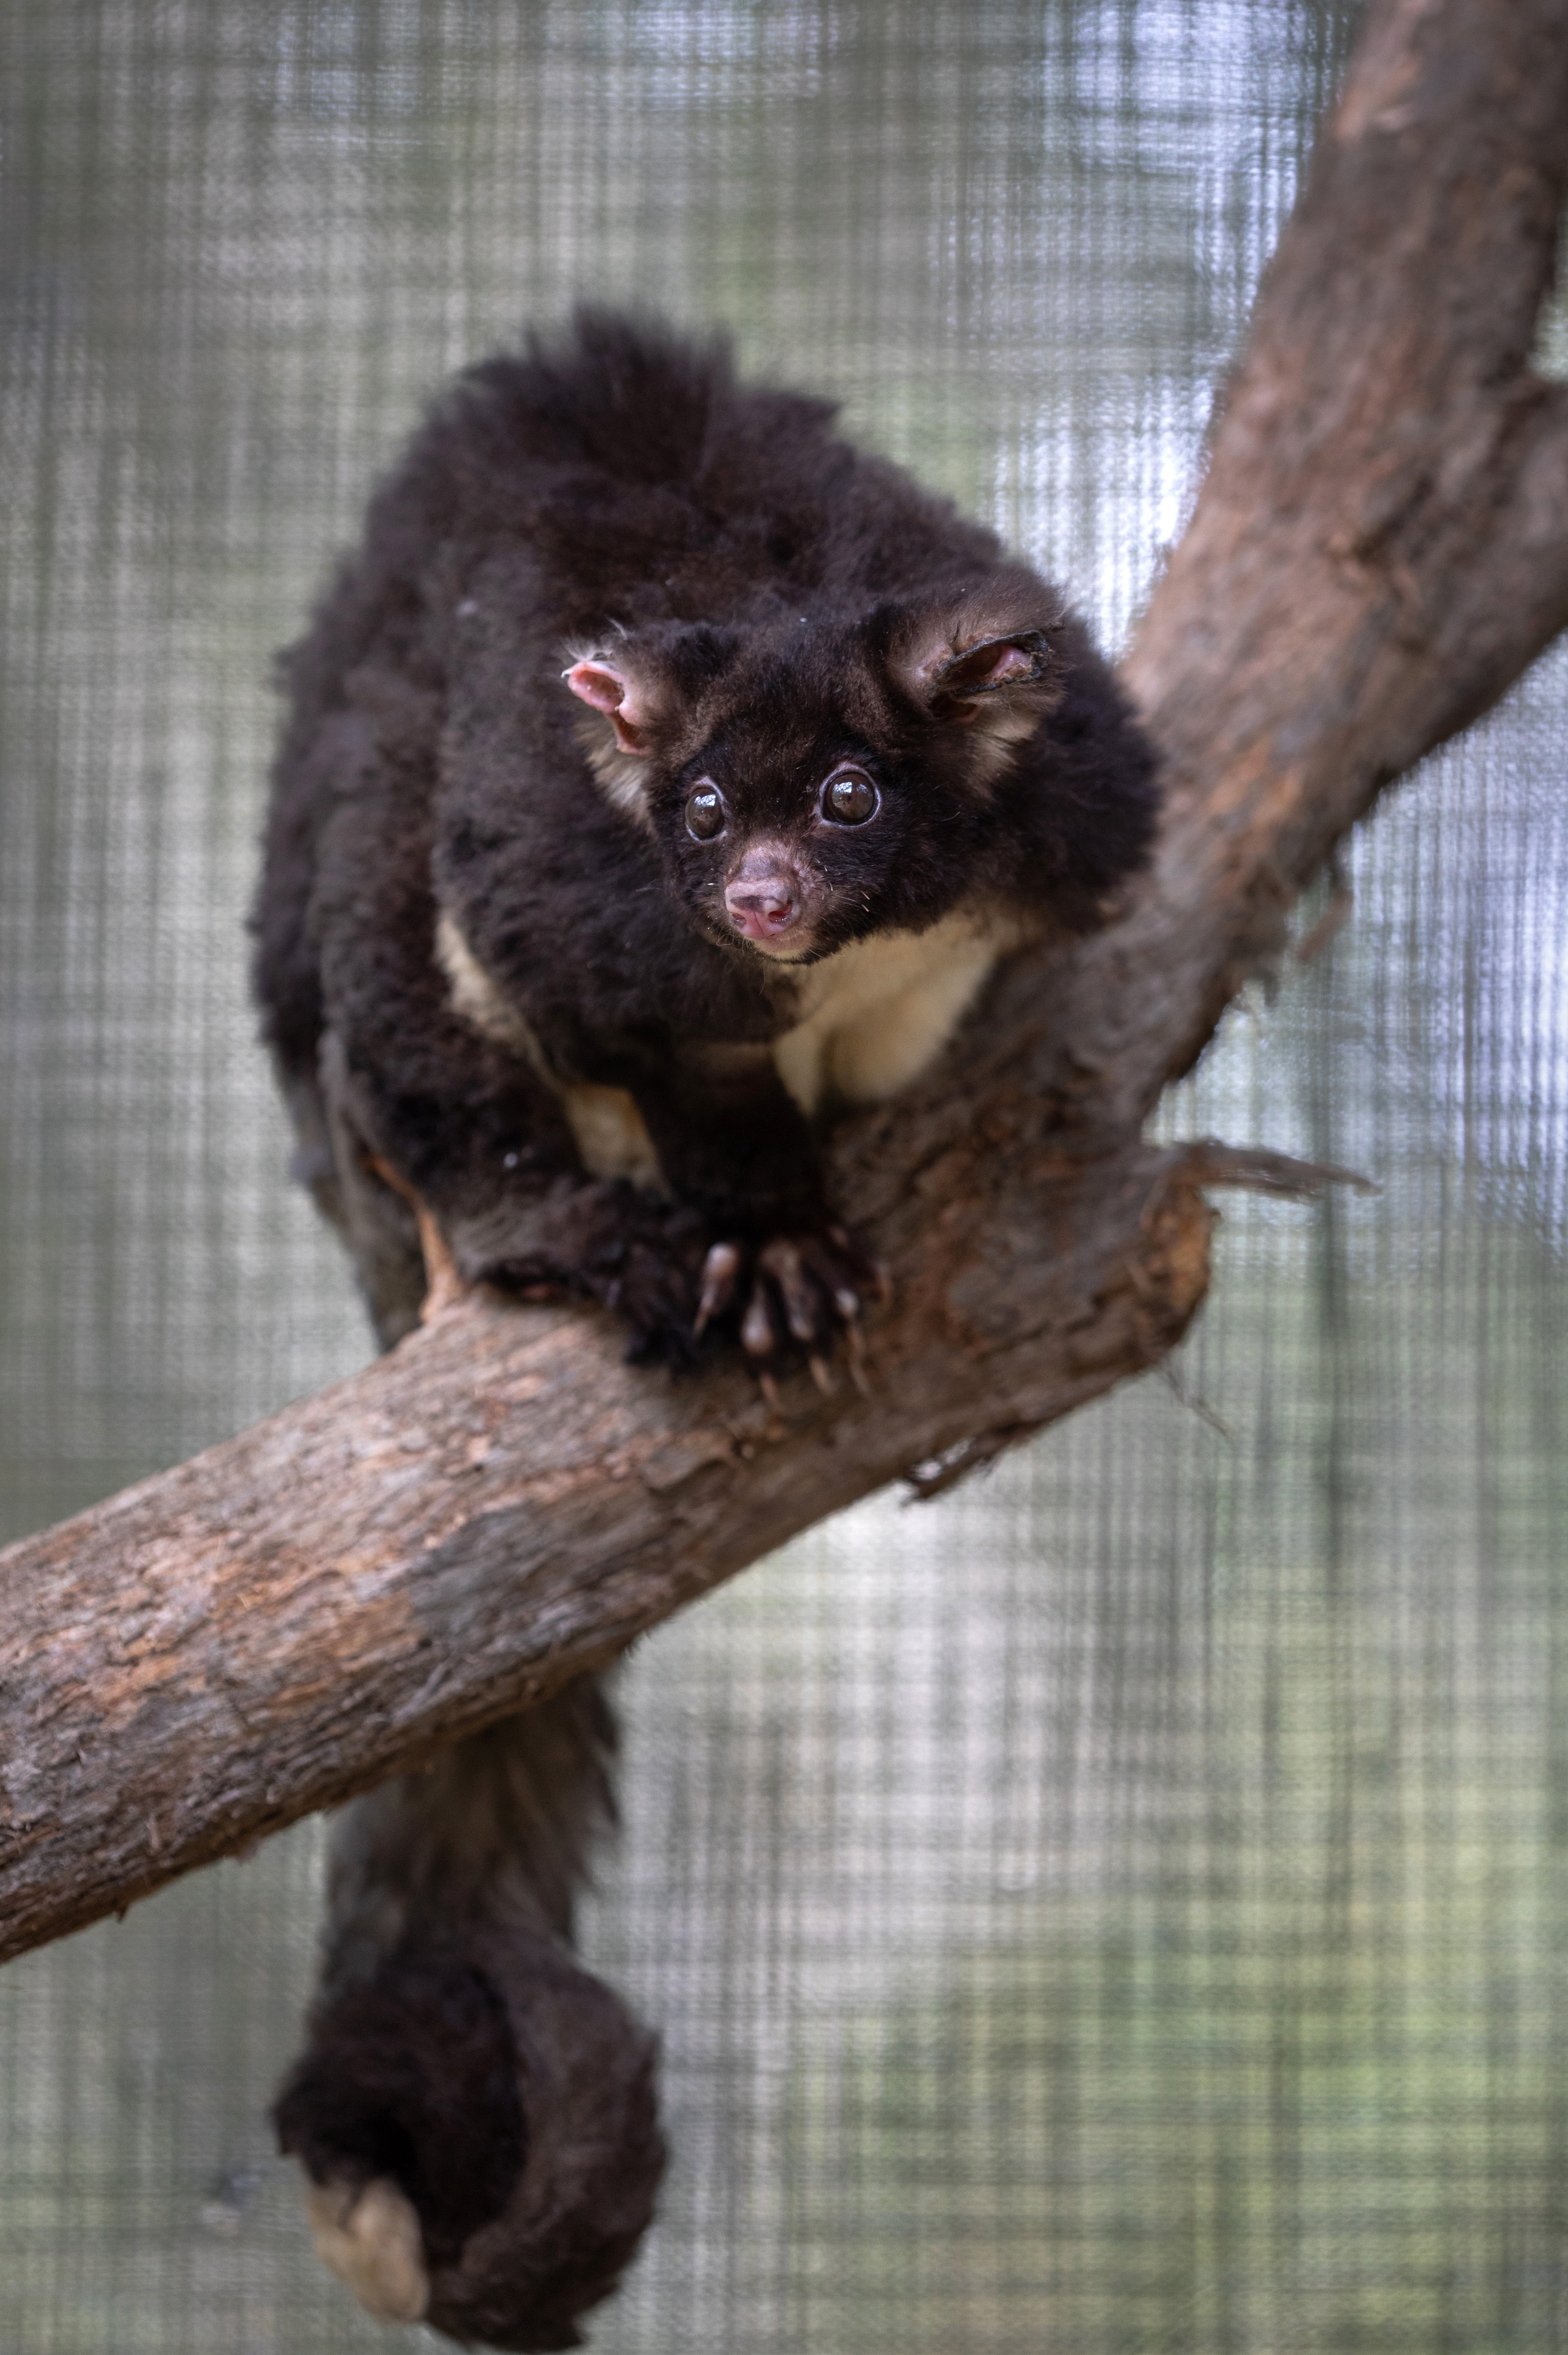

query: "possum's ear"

left=565, top=625, right=740, bottom=825
left=894, top=586, right=1063, bottom=735
left=916, top=629, right=1049, bottom=716
left=564, top=654, right=660, bottom=756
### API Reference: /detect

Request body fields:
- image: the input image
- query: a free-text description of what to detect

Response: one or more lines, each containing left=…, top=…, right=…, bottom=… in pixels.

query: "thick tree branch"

left=2, top=0, right=1566, bottom=1964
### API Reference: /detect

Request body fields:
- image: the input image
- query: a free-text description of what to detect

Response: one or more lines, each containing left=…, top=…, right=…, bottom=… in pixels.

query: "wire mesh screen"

left=3, top=2, right=1567, bottom=2349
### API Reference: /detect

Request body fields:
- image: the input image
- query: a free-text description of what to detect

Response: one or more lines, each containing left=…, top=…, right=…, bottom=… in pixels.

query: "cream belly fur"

left=436, top=903, right=1016, bottom=1183
left=767, top=904, right=1021, bottom=1119
left=436, top=909, right=664, bottom=1187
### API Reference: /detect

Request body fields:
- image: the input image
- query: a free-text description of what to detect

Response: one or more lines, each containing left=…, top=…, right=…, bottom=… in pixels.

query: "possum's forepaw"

left=276, top=1935, right=664, bottom=2352
left=695, top=1224, right=889, bottom=1396
left=593, top=1233, right=707, bottom=1369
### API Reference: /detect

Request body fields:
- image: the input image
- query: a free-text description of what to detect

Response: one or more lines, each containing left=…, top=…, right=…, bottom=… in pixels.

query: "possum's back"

left=417, top=309, right=1005, bottom=625
left=276, top=309, right=1008, bottom=754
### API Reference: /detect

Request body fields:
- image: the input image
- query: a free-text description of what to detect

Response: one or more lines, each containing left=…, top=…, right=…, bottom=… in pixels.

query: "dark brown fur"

left=254, top=307, right=1157, bottom=1357
left=255, top=311, right=1159, bottom=2348
left=274, top=1695, right=663, bottom=2349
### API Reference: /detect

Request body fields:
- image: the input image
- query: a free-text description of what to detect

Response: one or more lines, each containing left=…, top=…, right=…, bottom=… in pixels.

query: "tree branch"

left=3, top=0, right=1565, bottom=1965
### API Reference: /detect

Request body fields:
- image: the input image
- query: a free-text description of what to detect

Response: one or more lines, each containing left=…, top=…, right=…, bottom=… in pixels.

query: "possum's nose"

left=725, top=858, right=801, bottom=942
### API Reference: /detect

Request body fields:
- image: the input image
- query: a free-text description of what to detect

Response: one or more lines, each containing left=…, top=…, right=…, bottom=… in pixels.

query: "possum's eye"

left=685, top=781, right=727, bottom=841
left=819, top=768, right=880, bottom=827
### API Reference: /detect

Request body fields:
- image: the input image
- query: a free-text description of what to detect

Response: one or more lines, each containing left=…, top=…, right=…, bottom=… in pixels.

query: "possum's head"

left=564, top=572, right=1064, bottom=964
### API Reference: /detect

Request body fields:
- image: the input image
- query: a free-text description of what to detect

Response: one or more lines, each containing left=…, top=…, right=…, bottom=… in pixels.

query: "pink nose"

left=725, top=877, right=798, bottom=940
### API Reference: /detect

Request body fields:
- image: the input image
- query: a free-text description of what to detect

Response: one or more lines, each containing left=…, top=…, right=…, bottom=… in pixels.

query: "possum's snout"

left=725, top=875, right=798, bottom=941
left=724, top=844, right=811, bottom=949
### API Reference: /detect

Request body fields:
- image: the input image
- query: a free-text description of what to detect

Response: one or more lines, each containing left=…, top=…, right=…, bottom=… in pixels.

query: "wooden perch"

left=3, top=0, right=1567, bottom=1965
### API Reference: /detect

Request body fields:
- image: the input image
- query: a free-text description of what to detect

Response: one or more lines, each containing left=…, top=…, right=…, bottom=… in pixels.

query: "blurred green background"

left=3, top=3, right=1568, bottom=2349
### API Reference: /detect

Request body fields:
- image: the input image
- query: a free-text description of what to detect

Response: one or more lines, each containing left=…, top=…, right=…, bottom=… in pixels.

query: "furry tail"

left=275, top=1689, right=665, bottom=2351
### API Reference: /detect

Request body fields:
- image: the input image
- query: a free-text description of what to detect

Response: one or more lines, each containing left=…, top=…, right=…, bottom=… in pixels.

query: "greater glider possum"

left=254, top=310, right=1158, bottom=2349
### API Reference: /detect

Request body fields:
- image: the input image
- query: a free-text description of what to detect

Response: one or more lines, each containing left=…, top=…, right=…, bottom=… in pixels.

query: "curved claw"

left=740, top=1282, right=777, bottom=1361
left=695, top=1240, right=743, bottom=1336
left=799, top=1235, right=860, bottom=1324
left=758, top=1239, right=824, bottom=1346
left=826, top=1224, right=891, bottom=1306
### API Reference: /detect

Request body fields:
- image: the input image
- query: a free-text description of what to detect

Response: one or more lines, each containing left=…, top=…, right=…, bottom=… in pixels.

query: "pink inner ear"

left=914, top=632, right=1041, bottom=698
left=933, top=638, right=1037, bottom=696
left=975, top=643, right=1034, bottom=687
left=564, top=660, right=626, bottom=715
left=564, top=659, right=651, bottom=754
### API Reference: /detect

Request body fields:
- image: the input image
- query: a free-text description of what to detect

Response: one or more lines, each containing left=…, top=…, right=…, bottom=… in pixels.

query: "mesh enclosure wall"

left=3, top=3, right=1568, bottom=2349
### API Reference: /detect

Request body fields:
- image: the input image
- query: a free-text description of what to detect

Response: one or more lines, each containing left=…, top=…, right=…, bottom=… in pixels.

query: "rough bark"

left=3, top=0, right=1567, bottom=1964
